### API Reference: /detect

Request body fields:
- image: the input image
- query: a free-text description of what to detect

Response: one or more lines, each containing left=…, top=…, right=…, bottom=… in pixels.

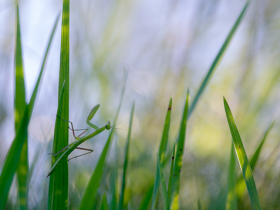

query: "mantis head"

left=105, top=121, right=111, bottom=130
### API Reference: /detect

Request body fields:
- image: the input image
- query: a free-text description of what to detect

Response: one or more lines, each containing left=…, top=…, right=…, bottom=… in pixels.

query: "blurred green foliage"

left=0, top=0, right=280, bottom=209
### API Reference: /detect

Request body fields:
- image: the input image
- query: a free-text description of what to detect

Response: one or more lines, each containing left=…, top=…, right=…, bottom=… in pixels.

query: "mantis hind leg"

left=68, top=147, right=93, bottom=161
left=48, top=145, right=69, bottom=156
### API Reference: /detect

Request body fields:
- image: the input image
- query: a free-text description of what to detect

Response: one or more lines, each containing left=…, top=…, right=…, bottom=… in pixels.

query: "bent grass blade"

left=224, top=97, right=261, bottom=210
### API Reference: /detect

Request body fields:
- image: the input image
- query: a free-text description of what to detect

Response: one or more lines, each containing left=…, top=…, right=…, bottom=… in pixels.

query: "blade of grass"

left=197, top=199, right=202, bottom=210
left=138, top=183, right=154, bottom=210
left=188, top=1, right=250, bottom=119
left=118, top=102, right=135, bottom=210
left=226, top=144, right=237, bottom=210
left=151, top=98, right=172, bottom=210
left=224, top=97, right=261, bottom=210
left=0, top=10, right=58, bottom=210
left=13, top=4, right=28, bottom=210
left=157, top=153, right=170, bottom=210
left=236, top=121, right=274, bottom=199
left=79, top=72, right=128, bottom=210
left=168, top=142, right=176, bottom=202
left=100, top=194, right=109, bottom=210
left=48, top=0, right=69, bottom=209
left=170, top=91, right=189, bottom=210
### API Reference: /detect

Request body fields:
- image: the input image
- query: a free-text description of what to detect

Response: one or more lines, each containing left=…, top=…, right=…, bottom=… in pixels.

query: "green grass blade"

left=48, top=0, right=69, bottom=209
left=226, top=144, right=237, bottom=210
left=79, top=74, right=127, bottom=210
left=157, top=153, right=170, bottom=210
left=188, top=1, right=250, bottom=119
left=197, top=199, right=202, bottom=210
left=236, top=121, right=274, bottom=199
left=13, top=4, right=28, bottom=210
left=100, top=194, right=109, bottom=210
left=168, top=142, right=176, bottom=202
left=170, top=91, right=189, bottom=210
left=119, top=102, right=135, bottom=210
left=223, top=97, right=261, bottom=210
left=0, top=8, right=58, bottom=210
left=138, top=184, right=154, bottom=210
left=151, top=98, right=172, bottom=210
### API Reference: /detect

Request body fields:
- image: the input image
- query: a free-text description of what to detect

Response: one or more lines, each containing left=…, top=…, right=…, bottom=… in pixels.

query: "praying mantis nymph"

left=47, top=104, right=112, bottom=178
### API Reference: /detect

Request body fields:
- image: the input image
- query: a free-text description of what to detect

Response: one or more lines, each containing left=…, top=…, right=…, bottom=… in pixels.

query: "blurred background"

left=0, top=0, right=280, bottom=209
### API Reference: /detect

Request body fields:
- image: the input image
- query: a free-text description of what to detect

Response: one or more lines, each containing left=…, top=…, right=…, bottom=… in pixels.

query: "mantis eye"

left=105, top=121, right=111, bottom=130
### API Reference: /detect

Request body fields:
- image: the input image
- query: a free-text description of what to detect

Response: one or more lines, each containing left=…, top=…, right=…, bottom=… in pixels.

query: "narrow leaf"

left=224, top=97, right=261, bottom=210
left=170, top=91, right=189, bottom=210
left=236, top=121, right=274, bottom=199
left=226, top=144, right=237, bottom=210
left=151, top=98, right=172, bottom=210
left=100, top=194, right=109, bottom=210
left=188, top=1, right=250, bottom=119
left=78, top=73, right=128, bottom=210
left=157, top=153, right=170, bottom=210
left=0, top=9, right=58, bottom=210
left=168, top=142, right=176, bottom=202
left=48, top=0, right=69, bottom=209
left=137, top=184, right=154, bottom=210
left=119, top=102, right=135, bottom=210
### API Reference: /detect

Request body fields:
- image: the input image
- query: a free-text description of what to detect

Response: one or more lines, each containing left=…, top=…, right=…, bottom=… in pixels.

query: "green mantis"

left=47, top=104, right=112, bottom=177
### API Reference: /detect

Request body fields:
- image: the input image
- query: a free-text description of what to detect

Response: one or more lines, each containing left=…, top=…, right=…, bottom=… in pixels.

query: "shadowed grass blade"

left=224, top=97, right=261, bottom=210
left=197, top=199, right=202, bottom=210
left=119, top=102, right=135, bottom=210
left=138, top=183, right=154, bottom=210
left=226, top=144, right=237, bottom=210
left=170, top=91, right=189, bottom=210
left=100, top=194, right=109, bottom=210
left=0, top=8, right=58, bottom=210
left=188, top=1, right=250, bottom=119
left=157, top=153, right=170, bottom=210
left=78, top=73, right=128, bottom=210
left=48, top=0, right=69, bottom=209
left=236, top=121, right=274, bottom=200
left=151, top=98, right=172, bottom=210
left=13, top=4, right=28, bottom=210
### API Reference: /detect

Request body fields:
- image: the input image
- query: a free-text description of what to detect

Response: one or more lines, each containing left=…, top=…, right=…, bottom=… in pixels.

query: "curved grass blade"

left=157, top=153, right=170, bottom=210
left=78, top=73, right=128, bottom=210
left=118, top=102, right=135, bottom=210
left=13, top=4, right=28, bottom=210
left=48, top=0, right=69, bottom=209
left=226, top=144, right=237, bottom=210
left=197, top=199, right=202, bottom=210
left=188, top=1, right=250, bottom=119
left=170, top=91, right=189, bottom=210
left=236, top=121, right=274, bottom=200
left=151, top=98, right=172, bottom=210
left=0, top=9, right=58, bottom=210
left=137, top=183, right=154, bottom=210
left=224, top=97, right=261, bottom=210
left=100, top=194, right=109, bottom=210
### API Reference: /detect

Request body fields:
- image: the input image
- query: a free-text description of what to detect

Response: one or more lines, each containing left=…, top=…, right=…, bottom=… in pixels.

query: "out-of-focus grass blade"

left=79, top=72, right=128, bottom=210
left=157, top=153, right=170, bottom=210
left=13, top=4, right=28, bottom=210
left=138, top=183, right=154, bottom=210
left=236, top=121, right=274, bottom=199
left=168, top=142, right=176, bottom=202
left=170, top=91, right=189, bottom=210
left=0, top=8, right=58, bottom=210
left=100, top=194, right=109, bottom=210
left=48, top=0, right=69, bottom=209
left=224, top=97, right=261, bottom=210
left=118, top=102, right=135, bottom=210
left=151, top=98, right=172, bottom=210
left=188, top=1, right=250, bottom=119
left=226, top=144, right=237, bottom=210
left=197, top=199, right=202, bottom=210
